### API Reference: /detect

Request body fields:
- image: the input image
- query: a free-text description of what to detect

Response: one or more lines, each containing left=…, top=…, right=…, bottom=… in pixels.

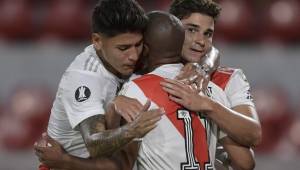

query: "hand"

left=176, top=63, right=209, bottom=92
left=112, top=95, right=144, bottom=122
left=127, top=100, right=165, bottom=138
left=34, top=133, right=68, bottom=169
left=160, top=78, right=212, bottom=112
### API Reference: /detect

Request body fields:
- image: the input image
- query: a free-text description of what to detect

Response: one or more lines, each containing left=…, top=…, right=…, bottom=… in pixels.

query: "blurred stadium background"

left=0, top=0, right=300, bottom=169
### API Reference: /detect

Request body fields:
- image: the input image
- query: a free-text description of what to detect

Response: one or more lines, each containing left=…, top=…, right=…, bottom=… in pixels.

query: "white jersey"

left=120, top=64, right=254, bottom=170
left=210, top=66, right=254, bottom=108
left=47, top=45, right=123, bottom=158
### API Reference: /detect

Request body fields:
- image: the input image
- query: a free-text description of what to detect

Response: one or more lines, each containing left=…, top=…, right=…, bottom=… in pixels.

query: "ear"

left=92, top=33, right=103, bottom=51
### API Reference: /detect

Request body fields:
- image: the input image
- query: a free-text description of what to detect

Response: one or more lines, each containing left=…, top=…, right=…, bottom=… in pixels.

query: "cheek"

left=182, top=36, right=191, bottom=50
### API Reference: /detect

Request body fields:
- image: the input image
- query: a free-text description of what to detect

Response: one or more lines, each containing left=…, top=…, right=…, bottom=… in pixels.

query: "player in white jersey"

left=35, top=0, right=164, bottom=169
left=34, top=10, right=255, bottom=170
left=116, top=11, right=255, bottom=170
left=166, top=0, right=261, bottom=169
left=47, top=44, right=125, bottom=158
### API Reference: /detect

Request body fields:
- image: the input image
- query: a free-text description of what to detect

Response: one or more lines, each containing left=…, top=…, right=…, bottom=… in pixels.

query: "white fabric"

left=120, top=64, right=231, bottom=170
left=47, top=45, right=123, bottom=158
left=224, top=69, right=255, bottom=108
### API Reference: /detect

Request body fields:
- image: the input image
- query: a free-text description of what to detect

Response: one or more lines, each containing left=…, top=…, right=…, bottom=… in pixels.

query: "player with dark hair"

left=35, top=0, right=164, bottom=169
left=158, top=0, right=261, bottom=169
left=35, top=9, right=256, bottom=169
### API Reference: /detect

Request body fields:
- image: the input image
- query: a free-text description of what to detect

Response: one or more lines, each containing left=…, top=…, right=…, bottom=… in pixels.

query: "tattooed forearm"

left=80, top=115, right=134, bottom=158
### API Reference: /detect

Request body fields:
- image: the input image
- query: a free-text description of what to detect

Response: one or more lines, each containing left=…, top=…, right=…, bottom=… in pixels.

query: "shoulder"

left=67, top=45, right=102, bottom=74
left=211, top=67, right=241, bottom=90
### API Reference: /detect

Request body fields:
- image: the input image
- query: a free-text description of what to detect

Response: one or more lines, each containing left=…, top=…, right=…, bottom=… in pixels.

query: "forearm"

left=221, top=137, right=255, bottom=170
left=80, top=114, right=135, bottom=158
left=58, top=142, right=139, bottom=170
left=206, top=100, right=261, bottom=146
left=85, top=124, right=135, bottom=158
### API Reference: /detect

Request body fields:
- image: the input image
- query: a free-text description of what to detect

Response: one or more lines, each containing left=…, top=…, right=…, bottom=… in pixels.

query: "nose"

left=128, top=47, right=139, bottom=62
left=193, top=33, right=205, bottom=47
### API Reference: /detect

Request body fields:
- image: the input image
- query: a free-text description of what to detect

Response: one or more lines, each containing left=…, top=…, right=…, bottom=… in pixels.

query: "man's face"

left=94, top=32, right=143, bottom=77
left=181, top=13, right=214, bottom=63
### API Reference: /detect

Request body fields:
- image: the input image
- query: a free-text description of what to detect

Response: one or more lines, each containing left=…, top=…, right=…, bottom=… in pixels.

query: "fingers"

left=162, top=86, right=182, bottom=99
left=44, top=135, right=57, bottom=147
left=114, top=96, right=144, bottom=121
left=142, top=99, right=151, bottom=111
left=34, top=144, right=46, bottom=153
left=121, top=113, right=133, bottom=123
left=169, top=95, right=184, bottom=106
left=161, top=79, right=189, bottom=98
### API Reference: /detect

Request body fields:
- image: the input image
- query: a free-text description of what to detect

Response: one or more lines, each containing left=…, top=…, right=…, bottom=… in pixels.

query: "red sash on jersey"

left=211, top=68, right=234, bottom=90
left=133, top=74, right=210, bottom=170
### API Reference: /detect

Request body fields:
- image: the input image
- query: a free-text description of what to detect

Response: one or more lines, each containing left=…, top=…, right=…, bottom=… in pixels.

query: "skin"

left=92, top=32, right=144, bottom=79
left=159, top=12, right=260, bottom=169
left=34, top=12, right=259, bottom=170
left=77, top=32, right=164, bottom=159
left=162, top=12, right=262, bottom=147
left=34, top=30, right=164, bottom=170
left=181, top=13, right=214, bottom=63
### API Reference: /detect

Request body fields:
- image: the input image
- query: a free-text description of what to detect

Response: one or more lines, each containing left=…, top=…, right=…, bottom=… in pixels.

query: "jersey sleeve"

left=60, top=70, right=107, bottom=129
left=224, top=69, right=255, bottom=108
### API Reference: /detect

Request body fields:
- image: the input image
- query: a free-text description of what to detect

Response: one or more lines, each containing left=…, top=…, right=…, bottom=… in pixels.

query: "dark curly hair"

left=92, top=0, right=147, bottom=37
left=169, top=0, right=221, bottom=21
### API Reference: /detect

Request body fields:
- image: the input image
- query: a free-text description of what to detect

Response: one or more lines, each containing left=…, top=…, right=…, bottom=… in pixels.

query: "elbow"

left=232, top=150, right=256, bottom=170
left=233, top=161, right=255, bottom=170
left=85, top=134, right=105, bottom=158
left=86, top=138, right=98, bottom=158
left=250, top=123, right=262, bottom=147
left=242, top=123, right=262, bottom=147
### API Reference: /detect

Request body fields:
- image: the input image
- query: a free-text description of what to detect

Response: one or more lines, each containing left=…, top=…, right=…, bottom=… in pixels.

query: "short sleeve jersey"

left=47, top=45, right=123, bottom=158
left=120, top=64, right=237, bottom=170
left=211, top=67, right=254, bottom=108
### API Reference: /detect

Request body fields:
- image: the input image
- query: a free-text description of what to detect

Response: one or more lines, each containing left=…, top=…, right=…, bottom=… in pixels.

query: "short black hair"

left=169, top=0, right=221, bottom=21
left=92, top=0, right=147, bottom=37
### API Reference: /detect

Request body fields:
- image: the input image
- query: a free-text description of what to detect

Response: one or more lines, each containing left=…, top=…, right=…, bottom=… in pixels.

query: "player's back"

left=120, top=64, right=229, bottom=170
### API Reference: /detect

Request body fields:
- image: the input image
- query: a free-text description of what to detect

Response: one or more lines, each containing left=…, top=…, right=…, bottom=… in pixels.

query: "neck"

left=146, top=56, right=182, bottom=73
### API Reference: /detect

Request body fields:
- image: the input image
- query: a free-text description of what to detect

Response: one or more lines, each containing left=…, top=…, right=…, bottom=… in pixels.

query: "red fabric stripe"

left=211, top=70, right=233, bottom=90
left=133, top=74, right=209, bottom=169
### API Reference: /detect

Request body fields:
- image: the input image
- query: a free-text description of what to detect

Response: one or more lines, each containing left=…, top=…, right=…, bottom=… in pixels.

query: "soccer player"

left=35, top=10, right=255, bottom=170
left=35, top=0, right=164, bottom=169
left=159, top=0, right=261, bottom=169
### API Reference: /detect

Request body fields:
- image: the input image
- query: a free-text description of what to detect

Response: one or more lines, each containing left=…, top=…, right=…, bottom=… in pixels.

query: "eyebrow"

left=116, top=38, right=143, bottom=47
left=185, top=23, right=215, bottom=33
left=184, top=23, right=200, bottom=28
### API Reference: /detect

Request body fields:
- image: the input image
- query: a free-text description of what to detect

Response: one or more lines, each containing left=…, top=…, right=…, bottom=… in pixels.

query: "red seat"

left=252, top=87, right=294, bottom=153
left=214, top=0, right=257, bottom=42
left=0, top=85, right=53, bottom=150
left=260, top=0, right=300, bottom=43
left=40, top=0, right=90, bottom=41
left=0, top=0, right=35, bottom=40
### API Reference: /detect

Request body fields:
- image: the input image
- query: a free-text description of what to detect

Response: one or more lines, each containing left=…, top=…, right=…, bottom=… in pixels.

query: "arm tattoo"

left=80, top=115, right=134, bottom=158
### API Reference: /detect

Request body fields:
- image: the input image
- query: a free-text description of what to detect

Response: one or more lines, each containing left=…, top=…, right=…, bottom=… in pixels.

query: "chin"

left=186, top=55, right=202, bottom=63
left=122, top=70, right=134, bottom=77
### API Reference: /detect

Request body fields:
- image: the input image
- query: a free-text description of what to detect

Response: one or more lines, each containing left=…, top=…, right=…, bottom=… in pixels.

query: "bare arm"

left=220, top=137, right=255, bottom=170
left=209, top=103, right=261, bottom=147
left=34, top=134, right=121, bottom=170
left=80, top=100, right=163, bottom=158
left=160, top=78, right=262, bottom=147
left=34, top=102, right=143, bottom=170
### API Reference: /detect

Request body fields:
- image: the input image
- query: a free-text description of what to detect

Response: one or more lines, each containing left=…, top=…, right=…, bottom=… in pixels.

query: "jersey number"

left=177, top=109, right=212, bottom=170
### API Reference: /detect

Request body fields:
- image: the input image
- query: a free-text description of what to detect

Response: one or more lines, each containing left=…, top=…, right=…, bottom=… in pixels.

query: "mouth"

left=190, top=48, right=204, bottom=53
left=124, top=64, right=136, bottom=70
